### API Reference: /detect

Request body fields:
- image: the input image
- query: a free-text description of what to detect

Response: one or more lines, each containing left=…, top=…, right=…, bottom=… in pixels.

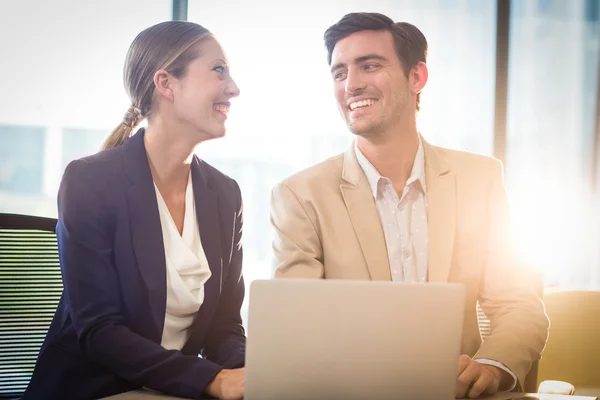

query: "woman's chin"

left=209, top=128, right=226, bottom=139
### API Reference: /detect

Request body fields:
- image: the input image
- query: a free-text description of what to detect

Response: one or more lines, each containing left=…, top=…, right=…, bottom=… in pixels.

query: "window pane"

left=188, top=0, right=497, bottom=319
left=0, top=125, right=45, bottom=196
left=0, top=0, right=171, bottom=217
left=506, top=0, right=600, bottom=289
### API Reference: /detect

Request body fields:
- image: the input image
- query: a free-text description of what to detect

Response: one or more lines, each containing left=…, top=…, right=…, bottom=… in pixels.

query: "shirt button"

left=399, top=204, right=405, bottom=211
left=403, top=250, right=410, bottom=259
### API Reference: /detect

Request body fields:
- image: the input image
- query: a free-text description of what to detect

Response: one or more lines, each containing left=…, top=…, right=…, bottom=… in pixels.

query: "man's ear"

left=411, top=62, right=428, bottom=95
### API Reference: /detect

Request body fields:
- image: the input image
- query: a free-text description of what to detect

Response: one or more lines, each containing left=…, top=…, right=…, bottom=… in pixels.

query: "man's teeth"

left=214, top=104, right=229, bottom=114
left=349, top=99, right=376, bottom=111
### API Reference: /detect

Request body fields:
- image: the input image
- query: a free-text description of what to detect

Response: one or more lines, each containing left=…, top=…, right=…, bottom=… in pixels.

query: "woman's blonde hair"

left=102, top=21, right=212, bottom=150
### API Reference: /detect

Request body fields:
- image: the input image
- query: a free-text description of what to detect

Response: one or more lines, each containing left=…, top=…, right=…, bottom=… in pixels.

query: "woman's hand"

left=205, top=368, right=245, bottom=399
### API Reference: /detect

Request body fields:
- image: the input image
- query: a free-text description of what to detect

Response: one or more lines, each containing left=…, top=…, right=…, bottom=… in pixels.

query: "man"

left=270, top=12, right=548, bottom=399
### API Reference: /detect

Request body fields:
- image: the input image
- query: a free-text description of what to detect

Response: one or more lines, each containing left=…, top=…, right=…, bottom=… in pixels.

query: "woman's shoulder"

left=61, top=146, right=125, bottom=196
left=72, top=143, right=122, bottom=165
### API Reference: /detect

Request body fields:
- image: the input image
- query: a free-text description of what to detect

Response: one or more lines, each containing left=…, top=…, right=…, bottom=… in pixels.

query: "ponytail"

left=101, top=105, right=143, bottom=150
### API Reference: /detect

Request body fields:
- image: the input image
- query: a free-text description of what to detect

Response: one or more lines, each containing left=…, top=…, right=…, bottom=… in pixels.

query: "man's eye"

left=214, top=65, right=225, bottom=73
left=364, top=64, right=378, bottom=70
left=334, top=71, right=347, bottom=81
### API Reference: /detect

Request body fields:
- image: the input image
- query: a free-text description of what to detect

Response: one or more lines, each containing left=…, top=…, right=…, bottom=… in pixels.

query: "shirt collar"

left=354, top=138, right=427, bottom=198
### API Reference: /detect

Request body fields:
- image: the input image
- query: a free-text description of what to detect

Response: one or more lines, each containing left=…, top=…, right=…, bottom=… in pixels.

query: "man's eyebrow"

left=330, top=62, right=346, bottom=73
left=355, top=54, right=388, bottom=64
left=330, top=54, right=388, bottom=73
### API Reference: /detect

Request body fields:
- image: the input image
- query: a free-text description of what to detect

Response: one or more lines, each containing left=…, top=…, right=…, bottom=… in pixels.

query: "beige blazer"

left=270, top=138, right=549, bottom=389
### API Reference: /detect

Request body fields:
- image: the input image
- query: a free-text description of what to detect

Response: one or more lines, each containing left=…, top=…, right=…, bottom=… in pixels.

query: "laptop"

left=244, top=279, right=465, bottom=400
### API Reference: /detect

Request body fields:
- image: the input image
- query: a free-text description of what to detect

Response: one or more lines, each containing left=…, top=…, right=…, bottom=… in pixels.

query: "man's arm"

left=474, top=160, right=549, bottom=389
left=270, top=182, right=324, bottom=278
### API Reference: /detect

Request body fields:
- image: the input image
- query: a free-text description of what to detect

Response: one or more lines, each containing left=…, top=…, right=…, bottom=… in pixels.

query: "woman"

left=22, top=21, right=246, bottom=400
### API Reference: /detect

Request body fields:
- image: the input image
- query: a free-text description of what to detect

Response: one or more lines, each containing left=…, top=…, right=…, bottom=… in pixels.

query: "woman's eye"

left=214, top=65, right=225, bottom=73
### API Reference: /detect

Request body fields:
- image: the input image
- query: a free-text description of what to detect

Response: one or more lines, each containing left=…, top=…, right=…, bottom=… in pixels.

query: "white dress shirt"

left=355, top=139, right=428, bottom=283
left=354, top=140, right=517, bottom=390
left=154, top=171, right=212, bottom=351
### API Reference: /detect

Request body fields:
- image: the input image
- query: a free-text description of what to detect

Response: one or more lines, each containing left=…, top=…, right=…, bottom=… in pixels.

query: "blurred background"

left=1, top=0, right=599, bottom=295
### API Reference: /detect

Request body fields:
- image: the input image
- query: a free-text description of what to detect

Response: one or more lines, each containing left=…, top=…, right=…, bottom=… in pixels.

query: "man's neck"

left=356, top=128, right=420, bottom=192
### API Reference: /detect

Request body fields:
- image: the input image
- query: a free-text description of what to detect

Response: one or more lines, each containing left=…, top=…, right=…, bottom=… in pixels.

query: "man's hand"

left=455, top=355, right=503, bottom=398
left=205, top=368, right=245, bottom=400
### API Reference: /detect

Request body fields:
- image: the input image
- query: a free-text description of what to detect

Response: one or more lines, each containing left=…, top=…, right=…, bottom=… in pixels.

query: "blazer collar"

left=341, top=144, right=364, bottom=187
left=422, top=139, right=456, bottom=283
left=182, top=155, right=224, bottom=353
left=339, top=143, right=390, bottom=280
left=120, top=129, right=167, bottom=341
left=122, top=128, right=151, bottom=186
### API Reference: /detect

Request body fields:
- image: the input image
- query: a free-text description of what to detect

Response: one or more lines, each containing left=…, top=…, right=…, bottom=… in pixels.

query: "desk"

left=102, top=390, right=598, bottom=400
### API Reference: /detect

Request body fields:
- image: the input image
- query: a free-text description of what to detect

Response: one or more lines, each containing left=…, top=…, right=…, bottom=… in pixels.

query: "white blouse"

left=154, top=171, right=212, bottom=351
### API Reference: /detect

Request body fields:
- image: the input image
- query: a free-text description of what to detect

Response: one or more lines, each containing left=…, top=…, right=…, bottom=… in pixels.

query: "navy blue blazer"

left=22, top=129, right=246, bottom=400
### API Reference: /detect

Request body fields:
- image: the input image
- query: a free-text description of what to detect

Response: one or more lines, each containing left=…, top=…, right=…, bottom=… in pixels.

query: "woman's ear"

left=153, top=69, right=175, bottom=102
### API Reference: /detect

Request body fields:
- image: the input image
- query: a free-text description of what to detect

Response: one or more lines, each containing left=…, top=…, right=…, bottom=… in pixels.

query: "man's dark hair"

left=324, top=12, right=428, bottom=111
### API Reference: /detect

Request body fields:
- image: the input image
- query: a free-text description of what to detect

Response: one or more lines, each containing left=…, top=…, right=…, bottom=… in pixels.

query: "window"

left=0, top=0, right=171, bottom=217
left=506, top=0, right=600, bottom=289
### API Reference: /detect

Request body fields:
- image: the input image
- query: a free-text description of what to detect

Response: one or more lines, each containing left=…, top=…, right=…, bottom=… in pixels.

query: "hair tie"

left=122, top=105, right=143, bottom=128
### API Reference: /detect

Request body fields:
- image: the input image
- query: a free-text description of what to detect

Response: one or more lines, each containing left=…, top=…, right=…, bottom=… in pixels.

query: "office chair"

left=537, top=290, right=600, bottom=397
left=0, top=213, right=61, bottom=399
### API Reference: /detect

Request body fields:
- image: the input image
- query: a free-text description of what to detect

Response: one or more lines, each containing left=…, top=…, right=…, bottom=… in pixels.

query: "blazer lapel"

left=423, top=139, right=456, bottom=283
left=181, top=157, right=222, bottom=354
left=340, top=146, right=391, bottom=281
left=122, top=129, right=167, bottom=341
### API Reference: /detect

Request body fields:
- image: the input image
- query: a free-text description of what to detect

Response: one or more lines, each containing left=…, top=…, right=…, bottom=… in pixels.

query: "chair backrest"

left=0, top=213, right=61, bottom=398
left=538, top=290, right=600, bottom=389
